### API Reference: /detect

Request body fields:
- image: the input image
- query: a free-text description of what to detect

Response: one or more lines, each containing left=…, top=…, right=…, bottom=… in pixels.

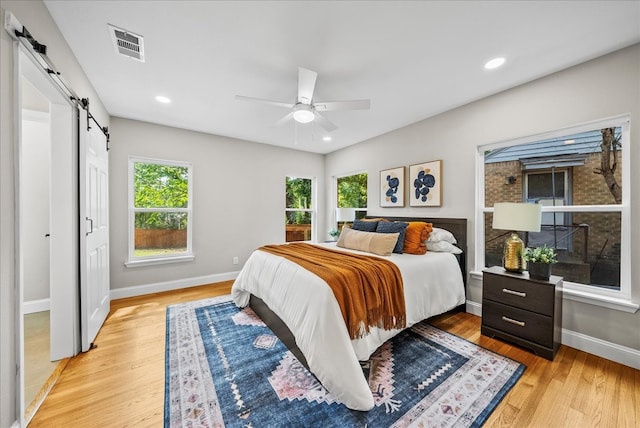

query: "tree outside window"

left=285, top=177, right=313, bottom=242
left=337, top=172, right=367, bottom=220
left=130, top=158, right=192, bottom=258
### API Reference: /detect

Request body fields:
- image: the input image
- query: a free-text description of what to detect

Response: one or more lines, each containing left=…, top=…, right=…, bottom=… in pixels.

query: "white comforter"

left=231, top=242, right=465, bottom=411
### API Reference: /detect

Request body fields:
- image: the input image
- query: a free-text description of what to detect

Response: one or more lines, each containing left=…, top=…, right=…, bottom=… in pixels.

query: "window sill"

left=125, top=254, right=195, bottom=268
left=562, top=284, right=639, bottom=313
left=470, top=269, right=639, bottom=314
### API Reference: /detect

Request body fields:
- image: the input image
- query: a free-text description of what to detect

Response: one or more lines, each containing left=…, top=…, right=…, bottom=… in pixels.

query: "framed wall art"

left=380, top=166, right=404, bottom=207
left=409, top=160, right=442, bottom=207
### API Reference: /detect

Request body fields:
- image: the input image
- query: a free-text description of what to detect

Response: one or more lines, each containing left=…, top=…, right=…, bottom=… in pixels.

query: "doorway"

left=16, top=45, right=79, bottom=426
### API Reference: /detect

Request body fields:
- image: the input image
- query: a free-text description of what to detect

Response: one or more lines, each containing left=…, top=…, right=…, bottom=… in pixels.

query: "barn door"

left=79, top=109, right=110, bottom=352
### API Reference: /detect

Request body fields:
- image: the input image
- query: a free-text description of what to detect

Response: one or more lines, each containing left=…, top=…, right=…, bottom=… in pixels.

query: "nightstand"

left=481, top=265, right=563, bottom=360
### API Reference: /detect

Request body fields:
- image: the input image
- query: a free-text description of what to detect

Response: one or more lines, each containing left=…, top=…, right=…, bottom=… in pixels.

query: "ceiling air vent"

left=108, top=24, right=145, bottom=62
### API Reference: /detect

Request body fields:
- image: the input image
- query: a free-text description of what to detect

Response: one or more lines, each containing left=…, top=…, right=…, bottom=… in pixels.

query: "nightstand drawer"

left=482, top=300, right=553, bottom=348
left=484, top=272, right=554, bottom=316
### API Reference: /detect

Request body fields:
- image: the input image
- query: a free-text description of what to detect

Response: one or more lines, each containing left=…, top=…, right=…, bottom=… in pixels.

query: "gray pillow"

left=351, top=219, right=379, bottom=232
left=375, top=221, right=408, bottom=254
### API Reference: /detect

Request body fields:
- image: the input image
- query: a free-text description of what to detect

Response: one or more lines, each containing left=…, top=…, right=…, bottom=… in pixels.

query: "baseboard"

left=23, top=298, right=50, bottom=314
left=110, top=271, right=240, bottom=300
left=465, top=300, right=482, bottom=316
left=470, top=301, right=640, bottom=369
left=562, top=328, right=640, bottom=370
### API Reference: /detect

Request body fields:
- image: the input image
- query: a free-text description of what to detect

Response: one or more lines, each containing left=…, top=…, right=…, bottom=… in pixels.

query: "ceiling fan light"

left=293, top=104, right=315, bottom=123
left=293, top=109, right=314, bottom=123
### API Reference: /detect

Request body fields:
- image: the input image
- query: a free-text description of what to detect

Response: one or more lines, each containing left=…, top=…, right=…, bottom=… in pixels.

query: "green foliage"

left=337, top=173, right=367, bottom=208
left=286, top=177, right=312, bottom=209
left=286, top=177, right=312, bottom=224
left=523, top=245, right=557, bottom=264
left=134, top=162, right=189, bottom=229
left=135, top=212, right=187, bottom=230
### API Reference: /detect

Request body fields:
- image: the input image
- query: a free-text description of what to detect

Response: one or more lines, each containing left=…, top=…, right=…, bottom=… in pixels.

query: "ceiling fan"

left=235, top=67, right=370, bottom=133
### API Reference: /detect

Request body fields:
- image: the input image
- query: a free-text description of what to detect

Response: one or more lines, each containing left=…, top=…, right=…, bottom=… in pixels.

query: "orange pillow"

left=403, top=222, right=433, bottom=255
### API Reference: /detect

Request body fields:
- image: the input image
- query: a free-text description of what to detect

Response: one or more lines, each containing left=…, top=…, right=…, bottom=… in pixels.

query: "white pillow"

left=426, top=240, right=462, bottom=254
left=427, top=227, right=457, bottom=244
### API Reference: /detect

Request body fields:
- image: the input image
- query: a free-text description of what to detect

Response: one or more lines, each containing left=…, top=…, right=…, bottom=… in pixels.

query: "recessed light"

left=484, top=57, right=506, bottom=70
left=323, top=136, right=332, bottom=142
left=155, top=95, right=171, bottom=104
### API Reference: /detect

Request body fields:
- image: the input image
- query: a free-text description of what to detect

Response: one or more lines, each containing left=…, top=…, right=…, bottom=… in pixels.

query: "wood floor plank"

left=28, top=282, right=638, bottom=427
left=618, top=365, right=640, bottom=427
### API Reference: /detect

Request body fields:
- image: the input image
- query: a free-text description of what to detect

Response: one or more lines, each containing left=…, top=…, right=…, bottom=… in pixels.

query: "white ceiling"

left=43, top=1, right=639, bottom=154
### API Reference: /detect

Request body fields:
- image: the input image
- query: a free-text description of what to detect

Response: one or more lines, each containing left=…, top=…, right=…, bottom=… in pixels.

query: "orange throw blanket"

left=259, top=243, right=406, bottom=339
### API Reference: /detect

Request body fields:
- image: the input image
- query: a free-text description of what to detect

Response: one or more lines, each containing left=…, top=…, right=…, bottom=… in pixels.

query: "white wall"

left=108, top=118, right=325, bottom=293
left=1, top=2, right=109, bottom=426
left=326, top=44, right=640, bottom=352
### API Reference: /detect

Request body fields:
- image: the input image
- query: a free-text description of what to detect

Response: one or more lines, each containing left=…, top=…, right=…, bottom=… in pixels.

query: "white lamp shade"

left=492, top=202, right=541, bottom=232
left=336, top=207, right=356, bottom=222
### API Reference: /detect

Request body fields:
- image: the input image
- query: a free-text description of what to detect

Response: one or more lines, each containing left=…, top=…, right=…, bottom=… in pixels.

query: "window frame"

left=475, top=115, right=635, bottom=312
left=285, top=175, right=316, bottom=243
left=333, top=170, right=369, bottom=225
left=125, top=156, right=194, bottom=267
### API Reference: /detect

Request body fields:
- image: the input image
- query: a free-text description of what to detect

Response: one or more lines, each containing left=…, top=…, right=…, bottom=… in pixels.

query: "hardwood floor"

left=30, top=282, right=638, bottom=427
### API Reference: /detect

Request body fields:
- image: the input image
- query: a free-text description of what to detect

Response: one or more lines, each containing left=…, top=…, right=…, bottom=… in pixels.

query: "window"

left=127, top=157, right=193, bottom=266
left=336, top=172, right=368, bottom=221
left=285, top=176, right=314, bottom=242
left=478, top=116, right=631, bottom=306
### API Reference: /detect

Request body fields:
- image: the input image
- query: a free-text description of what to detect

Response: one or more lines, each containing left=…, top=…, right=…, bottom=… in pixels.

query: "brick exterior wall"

left=485, top=151, right=622, bottom=285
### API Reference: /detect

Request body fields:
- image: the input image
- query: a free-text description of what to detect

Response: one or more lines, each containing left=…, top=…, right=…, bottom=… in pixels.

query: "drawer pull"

left=501, top=316, right=525, bottom=327
left=502, top=288, right=526, bottom=298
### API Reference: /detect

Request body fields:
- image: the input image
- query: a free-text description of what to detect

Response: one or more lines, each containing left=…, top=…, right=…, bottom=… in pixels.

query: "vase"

left=527, top=262, right=551, bottom=280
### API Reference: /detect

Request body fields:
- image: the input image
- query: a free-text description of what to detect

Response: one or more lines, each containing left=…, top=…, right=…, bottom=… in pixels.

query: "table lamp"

left=492, top=202, right=541, bottom=273
left=336, top=207, right=356, bottom=230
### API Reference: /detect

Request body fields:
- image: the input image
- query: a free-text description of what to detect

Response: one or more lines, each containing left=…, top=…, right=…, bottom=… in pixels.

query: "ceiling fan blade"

left=314, top=112, right=337, bottom=132
left=297, top=67, right=317, bottom=105
left=313, top=99, right=371, bottom=112
left=235, top=95, right=294, bottom=109
left=274, top=111, right=294, bottom=127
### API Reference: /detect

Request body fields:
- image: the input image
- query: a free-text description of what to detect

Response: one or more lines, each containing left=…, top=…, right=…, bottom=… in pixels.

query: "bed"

left=231, top=217, right=467, bottom=411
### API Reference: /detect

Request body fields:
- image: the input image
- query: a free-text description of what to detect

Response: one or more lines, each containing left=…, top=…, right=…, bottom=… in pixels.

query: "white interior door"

left=80, top=109, right=110, bottom=352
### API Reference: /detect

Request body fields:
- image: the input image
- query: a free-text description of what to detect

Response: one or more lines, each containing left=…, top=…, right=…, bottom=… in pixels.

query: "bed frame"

left=249, top=216, right=468, bottom=370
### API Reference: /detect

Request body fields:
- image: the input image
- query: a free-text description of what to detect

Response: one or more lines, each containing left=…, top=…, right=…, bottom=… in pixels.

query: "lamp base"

left=503, top=233, right=526, bottom=273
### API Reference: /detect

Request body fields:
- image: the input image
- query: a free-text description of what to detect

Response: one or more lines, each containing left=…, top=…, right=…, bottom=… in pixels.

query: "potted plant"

left=523, top=245, right=557, bottom=280
left=328, top=228, right=340, bottom=241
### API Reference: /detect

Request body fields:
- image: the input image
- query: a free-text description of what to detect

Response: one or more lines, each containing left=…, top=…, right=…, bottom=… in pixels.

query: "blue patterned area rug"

left=165, top=296, right=524, bottom=427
